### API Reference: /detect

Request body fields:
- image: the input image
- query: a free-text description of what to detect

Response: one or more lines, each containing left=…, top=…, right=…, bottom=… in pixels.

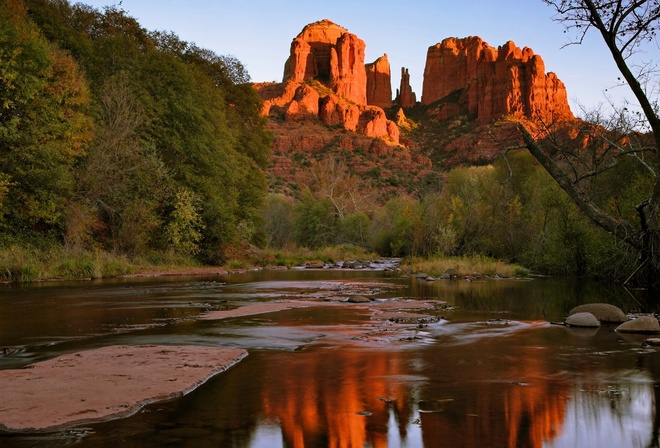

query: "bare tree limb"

left=518, top=123, right=640, bottom=248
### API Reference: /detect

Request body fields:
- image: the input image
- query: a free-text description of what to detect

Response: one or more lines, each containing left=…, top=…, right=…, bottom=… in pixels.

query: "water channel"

left=0, top=268, right=658, bottom=447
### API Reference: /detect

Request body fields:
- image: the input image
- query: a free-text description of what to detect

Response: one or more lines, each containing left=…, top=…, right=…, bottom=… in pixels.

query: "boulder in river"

left=615, top=315, right=660, bottom=334
left=568, top=303, right=627, bottom=323
left=565, top=312, right=601, bottom=328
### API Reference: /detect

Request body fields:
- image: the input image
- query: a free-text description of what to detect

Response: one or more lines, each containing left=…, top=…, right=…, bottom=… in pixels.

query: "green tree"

left=165, top=189, right=205, bottom=256
left=519, top=0, right=660, bottom=287
left=1, top=0, right=92, bottom=233
left=261, top=193, right=296, bottom=248
left=369, top=196, right=420, bottom=257
left=294, top=191, right=336, bottom=248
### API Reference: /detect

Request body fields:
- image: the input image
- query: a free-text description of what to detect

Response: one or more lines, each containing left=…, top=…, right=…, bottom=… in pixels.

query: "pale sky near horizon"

left=80, top=0, right=658, bottom=115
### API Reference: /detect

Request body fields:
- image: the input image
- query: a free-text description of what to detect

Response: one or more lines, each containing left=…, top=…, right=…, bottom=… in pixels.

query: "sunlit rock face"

left=396, top=67, right=416, bottom=108
left=261, top=19, right=399, bottom=142
left=422, top=36, right=573, bottom=122
left=283, top=19, right=367, bottom=105
left=365, top=54, right=392, bottom=109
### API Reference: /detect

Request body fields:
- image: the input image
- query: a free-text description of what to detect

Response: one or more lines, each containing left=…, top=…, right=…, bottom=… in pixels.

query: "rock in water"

left=568, top=303, right=627, bottom=323
left=565, top=312, right=601, bottom=328
left=347, top=295, right=371, bottom=303
left=615, top=316, right=660, bottom=334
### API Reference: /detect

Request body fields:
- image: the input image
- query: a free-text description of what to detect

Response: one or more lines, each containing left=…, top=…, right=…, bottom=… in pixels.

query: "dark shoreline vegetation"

left=0, top=242, right=529, bottom=283
left=0, top=0, right=655, bottom=288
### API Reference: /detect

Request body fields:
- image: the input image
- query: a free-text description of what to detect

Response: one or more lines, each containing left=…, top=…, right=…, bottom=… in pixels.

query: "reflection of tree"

left=411, top=276, right=640, bottom=321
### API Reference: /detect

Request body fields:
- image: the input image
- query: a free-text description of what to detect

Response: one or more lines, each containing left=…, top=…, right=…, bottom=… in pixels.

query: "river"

left=0, top=268, right=658, bottom=447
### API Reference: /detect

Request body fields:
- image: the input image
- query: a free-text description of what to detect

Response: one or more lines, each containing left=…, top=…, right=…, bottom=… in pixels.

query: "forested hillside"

left=1, top=0, right=271, bottom=265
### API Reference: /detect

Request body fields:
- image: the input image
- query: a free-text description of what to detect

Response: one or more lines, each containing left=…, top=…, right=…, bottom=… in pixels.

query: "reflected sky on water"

left=0, top=270, right=658, bottom=447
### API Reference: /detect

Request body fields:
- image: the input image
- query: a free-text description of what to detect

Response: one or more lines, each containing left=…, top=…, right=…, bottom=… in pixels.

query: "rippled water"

left=0, top=269, right=658, bottom=447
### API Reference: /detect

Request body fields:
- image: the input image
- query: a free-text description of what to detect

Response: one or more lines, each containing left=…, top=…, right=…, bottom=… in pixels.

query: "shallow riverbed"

left=0, top=269, right=657, bottom=447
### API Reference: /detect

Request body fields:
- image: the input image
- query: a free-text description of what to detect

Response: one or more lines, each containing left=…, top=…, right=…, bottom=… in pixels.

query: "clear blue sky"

left=82, top=0, right=654, bottom=114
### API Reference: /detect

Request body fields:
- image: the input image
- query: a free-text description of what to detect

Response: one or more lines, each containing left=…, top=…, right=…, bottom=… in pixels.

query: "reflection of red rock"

left=422, top=36, right=573, bottom=122
left=261, top=349, right=412, bottom=448
left=366, top=54, right=392, bottom=109
left=418, top=325, right=569, bottom=448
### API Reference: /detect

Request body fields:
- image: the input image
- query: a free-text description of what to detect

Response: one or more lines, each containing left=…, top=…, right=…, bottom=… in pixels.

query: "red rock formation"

left=284, top=84, right=319, bottom=121
left=283, top=19, right=366, bottom=104
left=319, top=95, right=360, bottom=131
left=421, top=37, right=572, bottom=122
left=395, top=67, right=416, bottom=108
left=366, top=54, right=392, bottom=109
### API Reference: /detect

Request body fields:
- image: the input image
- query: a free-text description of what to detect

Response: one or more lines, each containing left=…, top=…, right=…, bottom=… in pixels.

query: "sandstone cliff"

left=261, top=19, right=399, bottom=143
left=283, top=19, right=367, bottom=105
left=365, top=54, right=393, bottom=109
left=258, top=22, right=579, bottom=199
left=421, top=37, right=573, bottom=122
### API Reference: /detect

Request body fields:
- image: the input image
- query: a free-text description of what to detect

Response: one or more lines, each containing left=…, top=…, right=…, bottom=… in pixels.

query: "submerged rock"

left=0, top=345, right=247, bottom=432
left=642, top=338, right=660, bottom=347
left=615, top=315, right=660, bottom=334
left=565, top=312, right=600, bottom=328
left=347, top=295, right=371, bottom=303
left=568, top=303, right=627, bottom=324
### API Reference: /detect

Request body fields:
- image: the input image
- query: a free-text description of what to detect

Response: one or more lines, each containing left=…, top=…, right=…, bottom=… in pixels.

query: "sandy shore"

left=0, top=345, right=247, bottom=432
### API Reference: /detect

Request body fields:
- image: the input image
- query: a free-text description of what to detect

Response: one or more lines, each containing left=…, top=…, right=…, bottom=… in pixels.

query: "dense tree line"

left=262, top=150, right=649, bottom=280
left=0, top=0, right=271, bottom=263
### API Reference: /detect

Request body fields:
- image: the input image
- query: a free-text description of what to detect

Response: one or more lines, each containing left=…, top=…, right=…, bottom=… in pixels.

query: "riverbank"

left=1, top=242, right=530, bottom=284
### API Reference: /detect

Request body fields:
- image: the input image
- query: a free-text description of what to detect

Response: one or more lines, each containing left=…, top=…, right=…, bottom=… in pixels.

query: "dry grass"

left=248, top=245, right=378, bottom=269
left=402, top=255, right=529, bottom=278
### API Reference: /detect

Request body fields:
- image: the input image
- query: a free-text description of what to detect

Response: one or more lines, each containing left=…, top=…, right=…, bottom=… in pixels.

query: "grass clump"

left=403, top=255, right=529, bottom=278
left=248, top=245, right=379, bottom=269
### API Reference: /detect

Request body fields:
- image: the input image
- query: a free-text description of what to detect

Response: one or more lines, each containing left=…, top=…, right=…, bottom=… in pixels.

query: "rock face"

left=366, top=54, right=392, bottom=109
left=259, top=20, right=399, bottom=143
left=396, top=67, right=416, bottom=108
left=283, top=19, right=367, bottom=105
left=421, top=37, right=573, bottom=122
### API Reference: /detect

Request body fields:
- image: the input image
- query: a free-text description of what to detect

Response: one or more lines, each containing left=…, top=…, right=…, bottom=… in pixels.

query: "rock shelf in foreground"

left=0, top=345, right=247, bottom=432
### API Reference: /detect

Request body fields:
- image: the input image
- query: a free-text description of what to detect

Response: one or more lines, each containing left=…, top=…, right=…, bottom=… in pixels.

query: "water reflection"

left=0, top=274, right=658, bottom=447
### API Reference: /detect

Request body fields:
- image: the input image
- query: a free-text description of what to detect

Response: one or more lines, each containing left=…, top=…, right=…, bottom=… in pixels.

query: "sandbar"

left=0, top=345, right=247, bottom=432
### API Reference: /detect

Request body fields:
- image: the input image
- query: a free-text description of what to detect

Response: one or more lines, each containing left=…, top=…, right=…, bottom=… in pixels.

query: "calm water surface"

left=0, top=270, right=658, bottom=447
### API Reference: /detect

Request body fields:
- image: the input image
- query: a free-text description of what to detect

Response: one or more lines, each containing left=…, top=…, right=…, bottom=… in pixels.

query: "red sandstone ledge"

left=0, top=345, right=247, bottom=432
